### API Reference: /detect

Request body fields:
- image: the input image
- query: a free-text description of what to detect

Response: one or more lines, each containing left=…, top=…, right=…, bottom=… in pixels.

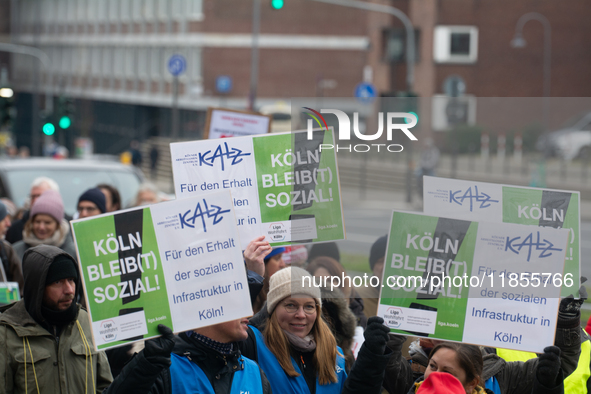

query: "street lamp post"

left=308, top=0, right=415, bottom=91
left=511, top=12, right=551, bottom=185
left=511, top=12, right=551, bottom=127
left=248, top=0, right=261, bottom=111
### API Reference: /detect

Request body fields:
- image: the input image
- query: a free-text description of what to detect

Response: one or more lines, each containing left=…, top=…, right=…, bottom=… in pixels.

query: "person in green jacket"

left=0, top=245, right=113, bottom=393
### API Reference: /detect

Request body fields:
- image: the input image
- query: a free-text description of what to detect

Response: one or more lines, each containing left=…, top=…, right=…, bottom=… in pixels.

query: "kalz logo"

left=303, top=107, right=418, bottom=153
left=179, top=199, right=230, bottom=232
left=504, top=231, right=563, bottom=262
left=196, top=141, right=251, bottom=171
left=449, top=185, right=500, bottom=212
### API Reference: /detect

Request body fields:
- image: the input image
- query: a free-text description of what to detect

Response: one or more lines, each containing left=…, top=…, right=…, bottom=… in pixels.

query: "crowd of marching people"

left=0, top=176, right=588, bottom=393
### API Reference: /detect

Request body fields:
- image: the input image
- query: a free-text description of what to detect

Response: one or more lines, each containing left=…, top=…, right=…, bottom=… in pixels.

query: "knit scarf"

left=23, top=219, right=69, bottom=247
left=283, top=329, right=317, bottom=352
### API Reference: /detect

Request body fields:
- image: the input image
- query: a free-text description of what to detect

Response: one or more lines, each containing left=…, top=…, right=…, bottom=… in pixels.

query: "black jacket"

left=105, top=333, right=272, bottom=394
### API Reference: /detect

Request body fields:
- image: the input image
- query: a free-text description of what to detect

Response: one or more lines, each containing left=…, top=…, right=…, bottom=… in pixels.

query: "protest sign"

left=422, top=176, right=580, bottom=296
left=0, top=282, right=20, bottom=304
left=204, top=107, right=271, bottom=139
left=71, top=190, right=252, bottom=350
left=377, top=211, right=569, bottom=353
left=170, top=129, right=345, bottom=248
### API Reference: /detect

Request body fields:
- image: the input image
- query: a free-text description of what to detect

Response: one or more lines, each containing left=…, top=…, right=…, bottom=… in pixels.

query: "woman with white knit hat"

left=239, top=266, right=347, bottom=393
left=12, top=190, right=77, bottom=263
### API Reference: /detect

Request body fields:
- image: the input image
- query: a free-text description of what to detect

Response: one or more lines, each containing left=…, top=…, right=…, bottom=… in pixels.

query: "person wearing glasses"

left=239, top=266, right=348, bottom=394
left=76, top=187, right=107, bottom=219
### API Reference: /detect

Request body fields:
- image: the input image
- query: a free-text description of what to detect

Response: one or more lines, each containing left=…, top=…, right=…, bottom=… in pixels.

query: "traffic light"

left=59, top=116, right=71, bottom=129
left=57, top=96, right=75, bottom=130
left=270, top=0, right=284, bottom=9
left=42, top=122, right=55, bottom=136
left=0, top=91, right=16, bottom=130
left=398, top=91, right=419, bottom=125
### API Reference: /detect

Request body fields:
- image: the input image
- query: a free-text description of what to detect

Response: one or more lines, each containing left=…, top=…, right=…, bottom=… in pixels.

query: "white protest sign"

left=378, top=211, right=569, bottom=353
left=170, top=129, right=345, bottom=248
left=204, top=108, right=271, bottom=139
left=71, top=190, right=252, bottom=350
left=422, top=176, right=581, bottom=296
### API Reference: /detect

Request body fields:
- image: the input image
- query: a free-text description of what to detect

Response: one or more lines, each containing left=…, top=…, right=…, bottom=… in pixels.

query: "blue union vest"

left=169, top=352, right=264, bottom=394
left=250, top=326, right=347, bottom=394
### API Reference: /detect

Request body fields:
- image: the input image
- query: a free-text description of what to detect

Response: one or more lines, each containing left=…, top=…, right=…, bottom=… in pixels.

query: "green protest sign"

left=378, top=211, right=569, bottom=353
left=0, top=282, right=20, bottom=304
left=423, top=176, right=580, bottom=296
left=171, top=129, right=344, bottom=247
left=71, top=191, right=252, bottom=350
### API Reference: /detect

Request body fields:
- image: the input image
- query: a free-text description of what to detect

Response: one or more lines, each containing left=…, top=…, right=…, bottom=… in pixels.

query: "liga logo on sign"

left=384, top=307, right=404, bottom=328
left=99, top=320, right=118, bottom=342
left=303, top=107, right=418, bottom=153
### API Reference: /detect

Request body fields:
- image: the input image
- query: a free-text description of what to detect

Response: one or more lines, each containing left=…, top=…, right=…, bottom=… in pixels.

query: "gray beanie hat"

left=266, top=266, right=322, bottom=314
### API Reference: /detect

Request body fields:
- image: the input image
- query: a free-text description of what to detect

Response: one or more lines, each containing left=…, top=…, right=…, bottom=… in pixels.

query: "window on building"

left=41, top=1, right=54, bottom=28
left=157, top=0, right=169, bottom=20
left=433, top=26, right=478, bottom=64
left=172, top=0, right=183, bottom=19
left=125, top=48, right=135, bottom=78
left=91, top=47, right=101, bottom=76
left=87, top=0, right=96, bottom=22
left=150, top=47, right=161, bottom=79
left=97, top=0, right=107, bottom=22
left=72, top=47, right=80, bottom=76
left=120, top=0, right=131, bottom=22
left=109, top=0, right=119, bottom=22
left=77, top=0, right=87, bottom=22
left=79, top=47, right=90, bottom=75
left=22, top=0, right=35, bottom=27
left=62, top=47, right=72, bottom=74
left=102, top=47, right=112, bottom=77
left=138, top=48, right=148, bottom=78
left=143, top=0, right=155, bottom=19
left=186, top=0, right=203, bottom=20
left=132, top=0, right=142, bottom=21
left=114, top=48, right=124, bottom=78
left=189, top=48, right=202, bottom=82
left=67, top=0, right=77, bottom=22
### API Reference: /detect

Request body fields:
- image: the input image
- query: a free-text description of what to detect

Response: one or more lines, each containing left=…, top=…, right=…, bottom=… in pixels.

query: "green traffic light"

left=406, top=111, right=418, bottom=124
left=43, top=123, right=55, bottom=136
left=59, top=116, right=71, bottom=129
left=271, top=0, right=284, bottom=9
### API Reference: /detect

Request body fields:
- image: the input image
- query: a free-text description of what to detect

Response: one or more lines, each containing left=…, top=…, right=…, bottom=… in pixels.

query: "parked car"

left=536, top=112, right=591, bottom=160
left=0, top=158, right=144, bottom=215
left=259, top=102, right=292, bottom=133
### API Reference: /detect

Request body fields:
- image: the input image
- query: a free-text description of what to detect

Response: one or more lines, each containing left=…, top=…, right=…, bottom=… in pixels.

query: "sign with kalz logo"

left=170, top=129, right=345, bottom=248
left=72, top=190, right=253, bottom=350
left=303, top=107, right=418, bottom=153
left=422, top=176, right=581, bottom=297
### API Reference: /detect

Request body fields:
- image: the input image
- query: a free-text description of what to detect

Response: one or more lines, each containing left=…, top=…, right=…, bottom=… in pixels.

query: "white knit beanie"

left=266, top=266, right=322, bottom=314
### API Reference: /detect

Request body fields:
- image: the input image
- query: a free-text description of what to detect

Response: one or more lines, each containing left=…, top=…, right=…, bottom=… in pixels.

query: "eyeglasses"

left=282, top=302, right=317, bottom=315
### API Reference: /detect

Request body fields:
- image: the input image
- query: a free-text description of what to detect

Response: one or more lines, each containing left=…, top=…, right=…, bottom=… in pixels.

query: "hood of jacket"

left=319, top=286, right=356, bottom=350
left=22, top=244, right=81, bottom=325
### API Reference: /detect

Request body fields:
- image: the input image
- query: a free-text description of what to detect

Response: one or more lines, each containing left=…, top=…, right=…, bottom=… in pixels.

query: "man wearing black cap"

left=0, top=245, right=113, bottom=393
left=77, top=187, right=107, bottom=219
